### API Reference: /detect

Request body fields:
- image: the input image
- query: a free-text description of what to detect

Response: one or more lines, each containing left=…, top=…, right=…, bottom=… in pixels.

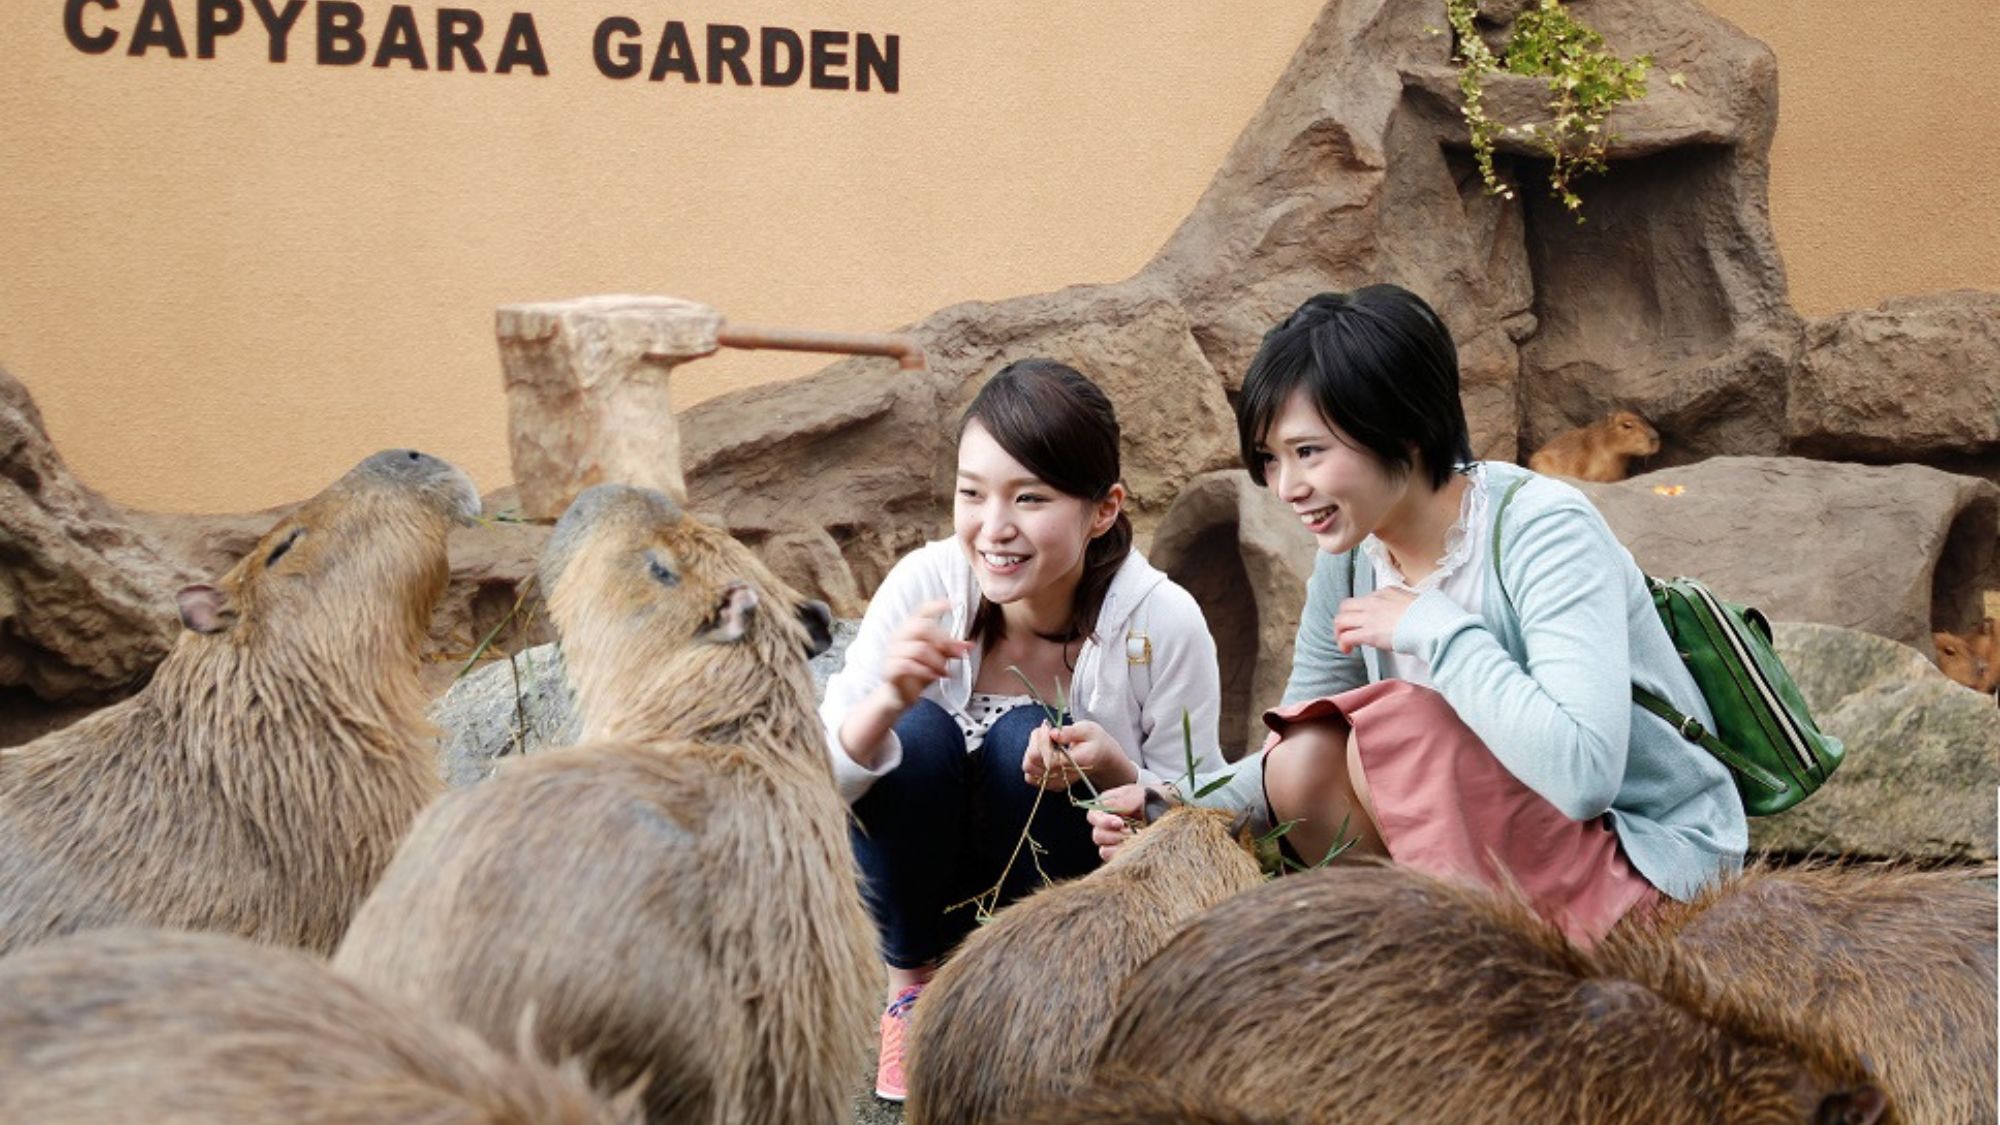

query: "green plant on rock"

left=1444, top=0, right=1653, bottom=219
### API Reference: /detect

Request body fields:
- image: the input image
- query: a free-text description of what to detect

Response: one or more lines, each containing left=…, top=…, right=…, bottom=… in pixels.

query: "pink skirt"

left=1264, top=680, right=1657, bottom=947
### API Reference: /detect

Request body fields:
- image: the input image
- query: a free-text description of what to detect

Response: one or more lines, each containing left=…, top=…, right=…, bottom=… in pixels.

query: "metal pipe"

left=715, top=323, right=927, bottom=370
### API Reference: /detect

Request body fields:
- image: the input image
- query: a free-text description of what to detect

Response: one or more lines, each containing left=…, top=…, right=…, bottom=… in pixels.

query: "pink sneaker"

left=874, top=984, right=923, bottom=1102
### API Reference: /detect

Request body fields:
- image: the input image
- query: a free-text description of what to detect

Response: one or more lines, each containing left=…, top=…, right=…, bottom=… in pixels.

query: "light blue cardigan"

left=1210, top=462, right=1747, bottom=902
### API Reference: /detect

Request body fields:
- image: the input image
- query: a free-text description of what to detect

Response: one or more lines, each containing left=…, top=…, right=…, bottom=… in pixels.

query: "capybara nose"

left=797, top=599, right=834, bottom=658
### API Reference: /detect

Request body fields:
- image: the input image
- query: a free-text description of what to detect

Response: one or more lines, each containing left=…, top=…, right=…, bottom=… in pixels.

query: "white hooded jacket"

left=820, top=538, right=1225, bottom=803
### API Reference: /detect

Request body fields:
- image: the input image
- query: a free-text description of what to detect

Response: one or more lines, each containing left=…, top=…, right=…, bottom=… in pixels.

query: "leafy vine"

left=1444, top=0, right=1655, bottom=218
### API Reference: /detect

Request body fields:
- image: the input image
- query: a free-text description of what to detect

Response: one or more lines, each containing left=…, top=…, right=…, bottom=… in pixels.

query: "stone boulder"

left=1749, top=622, right=1999, bottom=862
left=1147, top=471, right=1319, bottom=759
left=1574, top=457, right=2000, bottom=652
left=432, top=620, right=860, bottom=787
left=0, top=366, right=196, bottom=703
left=1787, top=290, right=2000, bottom=478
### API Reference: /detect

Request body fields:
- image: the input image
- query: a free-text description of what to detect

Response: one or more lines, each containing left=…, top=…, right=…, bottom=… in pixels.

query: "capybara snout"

left=352, top=448, right=484, bottom=524
left=540, top=483, right=831, bottom=662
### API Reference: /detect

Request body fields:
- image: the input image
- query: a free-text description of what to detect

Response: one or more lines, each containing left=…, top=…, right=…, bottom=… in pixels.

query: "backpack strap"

left=1490, top=474, right=1787, bottom=795
left=1489, top=475, right=1531, bottom=619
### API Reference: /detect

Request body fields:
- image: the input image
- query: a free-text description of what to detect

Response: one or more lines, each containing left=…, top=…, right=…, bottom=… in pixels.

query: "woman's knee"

left=1263, top=719, right=1352, bottom=806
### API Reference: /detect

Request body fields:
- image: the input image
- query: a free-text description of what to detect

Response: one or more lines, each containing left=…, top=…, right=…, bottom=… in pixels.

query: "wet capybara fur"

left=0, top=450, right=476, bottom=956
left=906, top=805, right=1263, bottom=1125
left=1617, top=864, right=1998, bottom=1125
left=1092, top=866, right=1891, bottom=1124
left=334, top=484, right=869, bottom=1125
left=1528, top=409, right=1662, bottom=482
left=0, top=929, right=633, bottom=1125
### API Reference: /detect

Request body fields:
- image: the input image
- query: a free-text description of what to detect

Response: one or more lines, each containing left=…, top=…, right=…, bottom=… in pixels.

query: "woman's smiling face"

left=1256, top=389, right=1409, bottom=555
left=953, top=421, right=1109, bottom=613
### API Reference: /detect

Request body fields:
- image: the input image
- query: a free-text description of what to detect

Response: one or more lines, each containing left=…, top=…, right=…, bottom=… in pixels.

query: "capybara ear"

left=797, top=599, right=834, bottom=658
left=176, top=584, right=238, bottom=634
left=715, top=581, right=759, bottom=641
left=1226, top=806, right=1259, bottom=842
left=1815, top=1085, right=1888, bottom=1125
left=1142, top=784, right=1182, bottom=825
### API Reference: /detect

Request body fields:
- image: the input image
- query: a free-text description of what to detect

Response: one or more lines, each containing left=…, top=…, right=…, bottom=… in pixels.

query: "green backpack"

left=1491, top=477, right=1844, bottom=816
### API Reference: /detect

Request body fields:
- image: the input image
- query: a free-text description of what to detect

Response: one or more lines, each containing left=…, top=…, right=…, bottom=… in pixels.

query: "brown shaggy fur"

left=1092, top=866, right=1891, bottom=1124
left=0, top=928, right=632, bottom=1124
left=1010, top=1070, right=1303, bottom=1125
left=1934, top=625, right=1998, bottom=696
left=1616, top=864, right=1998, bottom=1125
left=334, top=484, right=873, bottom=1125
left=1528, top=409, right=1662, bottom=482
left=905, top=805, right=1264, bottom=1125
left=0, top=450, right=475, bottom=956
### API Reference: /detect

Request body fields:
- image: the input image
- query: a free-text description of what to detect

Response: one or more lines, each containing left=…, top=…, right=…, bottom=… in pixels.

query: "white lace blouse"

left=1360, top=463, right=1492, bottom=688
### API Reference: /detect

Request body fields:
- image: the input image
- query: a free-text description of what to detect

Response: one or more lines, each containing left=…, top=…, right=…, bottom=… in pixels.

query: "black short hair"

left=1236, top=285, right=1473, bottom=490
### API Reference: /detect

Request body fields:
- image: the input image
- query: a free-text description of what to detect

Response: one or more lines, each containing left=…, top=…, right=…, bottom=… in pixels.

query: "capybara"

left=0, top=450, right=476, bottom=956
left=1528, top=409, right=1662, bottom=482
left=1977, top=617, right=2000, bottom=694
left=334, top=484, right=869, bottom=1125
left=905, top=804, right=1264, bottom=1125
left=1010, top=1069, right=1304, bottom=1125
left=1933, top=630, right=1990, bottom=694
left=0, top=928, right=634, bottom=1124
left=1091, top=866, right=1890, bottom=1124
left=1618, top=864, right=1998, bottom=1125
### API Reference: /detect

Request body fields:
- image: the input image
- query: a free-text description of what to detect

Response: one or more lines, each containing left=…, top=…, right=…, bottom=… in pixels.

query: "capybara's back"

left=335, top=485, right=869, bottom=1125
left=906, top=806, right=1263, bottom=1125
left=1619, top=864, right=1997, bottom=1125
left=1010, top=1070, right=1306, bottom=1125
left=0, top=450, right=475, bottom=956
left=1093, top=866, right=1889, bottom=1124
left=0, top=929, right=632, bottom=1124
left=1528, top=409, right=1661, bottom=482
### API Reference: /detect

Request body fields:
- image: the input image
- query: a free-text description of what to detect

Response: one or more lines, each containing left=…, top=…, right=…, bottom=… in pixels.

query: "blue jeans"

left=850, top=698, right=1102, bottom=968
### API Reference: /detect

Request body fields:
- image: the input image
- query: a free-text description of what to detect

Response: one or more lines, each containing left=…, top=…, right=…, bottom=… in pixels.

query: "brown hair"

left=958, top=358, right=1132, bottom=651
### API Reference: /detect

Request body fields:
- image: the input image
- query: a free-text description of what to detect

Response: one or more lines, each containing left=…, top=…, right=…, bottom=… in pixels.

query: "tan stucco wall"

left=1701, top=0, right=2000, bottom=317
left=4, top=1, right=1996, bottom=513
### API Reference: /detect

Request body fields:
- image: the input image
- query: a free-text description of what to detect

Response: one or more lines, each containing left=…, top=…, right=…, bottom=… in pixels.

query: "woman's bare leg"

left=1262, top=718, right=1386, bottom=864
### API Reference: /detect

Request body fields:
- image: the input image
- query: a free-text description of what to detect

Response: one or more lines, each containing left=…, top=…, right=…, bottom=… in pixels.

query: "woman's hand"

left=877, top=599, right=973, bottom=708
left=1333, top=588, right=1418, bottom=654
left=1083, top=783, right=1150, bottom=862
left=1023, top=720, right=1137, bottom=791
left=839, top=600, right=971, bottom=767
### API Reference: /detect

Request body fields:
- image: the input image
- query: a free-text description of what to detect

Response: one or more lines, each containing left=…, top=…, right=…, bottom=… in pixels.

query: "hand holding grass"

left=1023, top=720, right=1137, bottom=792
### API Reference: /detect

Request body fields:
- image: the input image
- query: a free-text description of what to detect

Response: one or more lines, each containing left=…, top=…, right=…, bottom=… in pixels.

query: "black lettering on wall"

left=759, top=26, right=801, bottom=86
left=436, top=8, right=483, bottom=72
left=648, top=20, right=696, bottom=82
left=64, top=0, right=120, bottom=54
left=197, top=0, right=244, bottom=58
left=249, top=0, right=305, bottom=62
left=493, top=12, right=545, bottom=75
left=129, top=0, right=189, bottom=57
left=372, top=4, right=425, bottom=68
left=593, top=16, right=640, bottom=79
left=856, top=32, right=897, bottom=93
left=706, top=23, right=750, bottom=85
left=808, top=29, right=847, bottom=90
left=316, top=0, right=365, bottom=65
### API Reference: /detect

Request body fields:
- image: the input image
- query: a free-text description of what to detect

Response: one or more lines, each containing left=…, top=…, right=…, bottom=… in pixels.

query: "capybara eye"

left=646, top=551, right=679, bottom=587
left=265, top=528, right=305, bottom=568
